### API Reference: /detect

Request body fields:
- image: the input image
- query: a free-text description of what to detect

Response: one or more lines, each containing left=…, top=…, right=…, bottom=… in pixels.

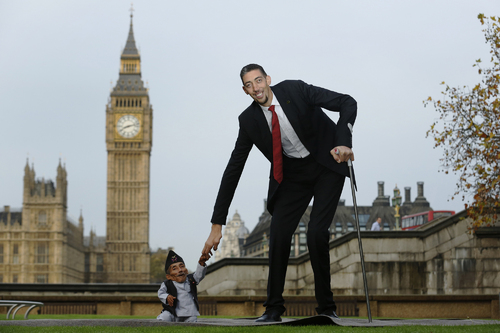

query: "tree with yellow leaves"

left=426, top=14, right=499, bottom=230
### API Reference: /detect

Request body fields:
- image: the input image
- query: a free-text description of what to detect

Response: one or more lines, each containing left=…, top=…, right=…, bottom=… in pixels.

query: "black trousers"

left=263, top=154, right=345, bottom=314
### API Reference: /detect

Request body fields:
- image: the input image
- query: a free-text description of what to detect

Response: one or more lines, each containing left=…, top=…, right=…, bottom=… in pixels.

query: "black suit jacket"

left=211, top=80, right=357, bottom=225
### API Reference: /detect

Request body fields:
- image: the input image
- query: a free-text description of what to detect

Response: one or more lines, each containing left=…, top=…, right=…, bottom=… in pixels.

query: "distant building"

left=83, top=229, right=106, bottom=283
left=150, top=247, right=174, bottom=284
left=243, top=181, right=432, bottom=258
left=331, top=181, right=432, bottom=235
left=243, top=204, right=311, bottom=259
left=104, top=10, right=153, bottom=284
left=0, top=12, right=157, bottom=284
left=215, top=211, right=249, bottom=261
left=0, top=160, right=85, bottom=283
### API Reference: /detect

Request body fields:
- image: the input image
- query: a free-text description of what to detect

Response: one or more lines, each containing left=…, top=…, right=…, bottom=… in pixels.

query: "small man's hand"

left=331, top=146, right=354, bottom=163
left=202, top=224, right=222, bottom=258
left=167, top=295, right=176, bottom=307
left=199, top=253, right=210, bottom=266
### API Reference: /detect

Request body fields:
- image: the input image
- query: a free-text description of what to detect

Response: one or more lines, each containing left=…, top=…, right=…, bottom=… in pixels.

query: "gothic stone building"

left=0, top=161, right=85, bottom=283
left=242, top=181, right=433, bottom=259
left=104, top=11, right=153, bottom=284
left=214, top=211, right=250, bottom=262
left=0, top=12, right=153, bottom=284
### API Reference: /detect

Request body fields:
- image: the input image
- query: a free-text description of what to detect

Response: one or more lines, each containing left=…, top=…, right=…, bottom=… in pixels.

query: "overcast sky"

left=1, top=1, right=497, bottom=270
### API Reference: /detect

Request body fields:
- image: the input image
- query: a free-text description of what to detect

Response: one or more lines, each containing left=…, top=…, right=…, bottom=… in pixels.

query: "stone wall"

left=0, top=283, right=498, bottom=318
left=1, top=294, right=498, bottom=319
left=199, top=211, right=500, bottom=297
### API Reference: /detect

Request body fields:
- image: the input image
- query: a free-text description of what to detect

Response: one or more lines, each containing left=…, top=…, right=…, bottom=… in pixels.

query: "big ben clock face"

left=117, top=115, right=140, bottom=138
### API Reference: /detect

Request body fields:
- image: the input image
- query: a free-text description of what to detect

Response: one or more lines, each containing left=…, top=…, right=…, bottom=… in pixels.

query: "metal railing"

left=197, top=299, right=359, bottom=317
left=283, top=300, right=358, bottom=317
left=39, top=303, right=97, bottom=315
left=0, top=300, right=44, bottom=319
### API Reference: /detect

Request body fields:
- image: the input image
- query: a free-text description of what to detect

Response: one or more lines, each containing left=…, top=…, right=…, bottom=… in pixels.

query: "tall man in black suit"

left=202, top=64, right=356, bottom=322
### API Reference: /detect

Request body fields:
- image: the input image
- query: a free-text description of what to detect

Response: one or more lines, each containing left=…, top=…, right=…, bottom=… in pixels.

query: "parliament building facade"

left=0, top=13, right=152, bottom=284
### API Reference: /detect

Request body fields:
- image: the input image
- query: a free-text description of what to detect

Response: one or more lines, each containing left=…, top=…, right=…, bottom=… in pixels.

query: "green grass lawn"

left=1, top=314, right=157, bottom=320
left=1, top=325, right=499, bottom=333
left=0, top=315, right=499, bottom=333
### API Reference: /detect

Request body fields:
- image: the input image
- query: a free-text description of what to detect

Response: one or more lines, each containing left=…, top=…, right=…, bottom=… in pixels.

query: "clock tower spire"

left=105, top=9, right=152, bottom=283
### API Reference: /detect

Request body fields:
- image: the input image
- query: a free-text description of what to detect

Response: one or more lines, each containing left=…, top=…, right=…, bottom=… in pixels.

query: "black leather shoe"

left=322, top=310, right=340, bottom=320
left=255, top=308, right=283, bottom=322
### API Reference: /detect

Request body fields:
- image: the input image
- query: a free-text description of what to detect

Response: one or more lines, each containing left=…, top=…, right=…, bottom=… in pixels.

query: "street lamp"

left=392, top=184, right=402, bottom=230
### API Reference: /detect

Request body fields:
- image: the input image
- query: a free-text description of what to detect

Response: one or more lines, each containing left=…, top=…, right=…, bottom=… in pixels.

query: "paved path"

left=1, top=316, right=499, bottom=327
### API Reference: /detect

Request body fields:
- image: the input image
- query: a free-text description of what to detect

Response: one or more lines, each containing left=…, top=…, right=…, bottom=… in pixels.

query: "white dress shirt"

left=260, top=91, right=310, bottom=158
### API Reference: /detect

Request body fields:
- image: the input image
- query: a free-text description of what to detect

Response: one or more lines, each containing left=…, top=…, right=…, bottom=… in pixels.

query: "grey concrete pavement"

left=1, top=316, right=500, bottom=327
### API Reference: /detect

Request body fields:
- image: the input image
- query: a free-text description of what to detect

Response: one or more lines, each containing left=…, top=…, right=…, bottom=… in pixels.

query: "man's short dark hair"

left=240, top=64, right=267, bottom=83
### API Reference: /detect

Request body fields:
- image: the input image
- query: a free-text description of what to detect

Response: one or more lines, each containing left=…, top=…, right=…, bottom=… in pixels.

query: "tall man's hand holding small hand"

left=199, top=253, right=210, bottom=267
left=331, top=146, right=354, bottom=163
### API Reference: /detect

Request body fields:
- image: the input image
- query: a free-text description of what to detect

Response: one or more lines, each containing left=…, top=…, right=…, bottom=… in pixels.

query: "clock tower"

left=105, top=11, right=152, bottom=283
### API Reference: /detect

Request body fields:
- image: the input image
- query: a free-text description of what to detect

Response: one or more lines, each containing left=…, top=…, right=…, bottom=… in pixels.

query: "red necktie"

left=269, top=105, right=283, bottom=184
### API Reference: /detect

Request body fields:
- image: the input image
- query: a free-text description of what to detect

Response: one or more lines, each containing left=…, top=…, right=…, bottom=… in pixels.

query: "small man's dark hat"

left=165, top=250, right=184, bottom=274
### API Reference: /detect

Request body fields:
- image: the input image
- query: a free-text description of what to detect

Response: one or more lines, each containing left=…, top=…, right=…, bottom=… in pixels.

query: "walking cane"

left=335, top=124, right=372, bottom=323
